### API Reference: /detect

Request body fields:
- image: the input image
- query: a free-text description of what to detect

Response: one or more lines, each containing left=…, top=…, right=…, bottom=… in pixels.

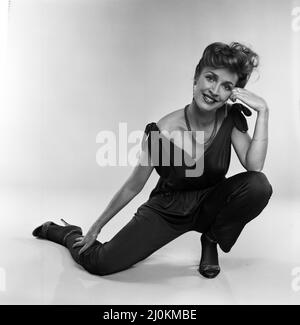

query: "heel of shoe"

left=60, top=218, right=70, bottom=226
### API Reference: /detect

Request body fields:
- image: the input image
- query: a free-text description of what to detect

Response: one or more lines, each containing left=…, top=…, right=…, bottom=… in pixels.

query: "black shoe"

left=198, top=264, right=221, bottom=279
left=198, top=233, right=221, bottom=279
left=32, top=219, right=82, bottom=246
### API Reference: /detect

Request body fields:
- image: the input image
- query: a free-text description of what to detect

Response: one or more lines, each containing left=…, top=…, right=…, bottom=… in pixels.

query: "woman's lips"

left=203, top=94, right=218, bottom=104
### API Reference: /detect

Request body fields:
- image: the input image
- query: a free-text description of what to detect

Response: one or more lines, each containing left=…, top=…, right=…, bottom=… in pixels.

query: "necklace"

left=184, top=105, right=218, bottom=147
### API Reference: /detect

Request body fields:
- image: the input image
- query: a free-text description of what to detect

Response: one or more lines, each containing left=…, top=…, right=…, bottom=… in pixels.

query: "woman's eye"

left=224, top=85, right=232, bottom=91
left=205, top=75, right=213, bottom=81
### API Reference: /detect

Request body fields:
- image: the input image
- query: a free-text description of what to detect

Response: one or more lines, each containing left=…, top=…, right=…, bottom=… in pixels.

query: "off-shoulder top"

left=142, top=103, right=249, bottom=197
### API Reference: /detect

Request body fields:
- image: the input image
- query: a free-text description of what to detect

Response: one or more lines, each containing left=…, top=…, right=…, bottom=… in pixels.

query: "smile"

left=202, top=94, right=218, bottom=104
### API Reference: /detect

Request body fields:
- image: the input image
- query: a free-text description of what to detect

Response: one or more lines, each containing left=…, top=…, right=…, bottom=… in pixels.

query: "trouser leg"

left=193, top=171, right=273, bottom=252
left=64, top=204, right=187, bottom=276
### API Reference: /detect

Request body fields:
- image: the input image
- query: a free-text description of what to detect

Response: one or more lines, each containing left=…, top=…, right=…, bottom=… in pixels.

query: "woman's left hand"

left=230, top=88, right=269, bottom=113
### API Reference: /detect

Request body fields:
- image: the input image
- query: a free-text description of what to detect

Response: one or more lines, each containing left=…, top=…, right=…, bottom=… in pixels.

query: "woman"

left=33, top=42, right=273, bottom=279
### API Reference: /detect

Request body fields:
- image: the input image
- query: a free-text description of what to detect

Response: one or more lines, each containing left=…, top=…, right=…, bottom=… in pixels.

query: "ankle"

left=203, top=231, right=217, bottom=244
left=63, top=229, right=82, bottom=246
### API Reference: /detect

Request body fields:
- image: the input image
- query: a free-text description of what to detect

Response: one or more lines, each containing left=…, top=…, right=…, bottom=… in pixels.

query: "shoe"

left=32, top=221, right=54, bottom=238
left=60, top=219, right=83, bottom=245
left=198, top=264, right=221, bottom=279
left=32, top=218, right=82, bottom=246
left=198, top=233, right=221, bottom=279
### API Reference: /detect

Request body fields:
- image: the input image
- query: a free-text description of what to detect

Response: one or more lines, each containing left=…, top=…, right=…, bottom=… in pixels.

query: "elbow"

left=245, top=163, right=264, bottom=172
left=245, top=156, right=264, bottom=172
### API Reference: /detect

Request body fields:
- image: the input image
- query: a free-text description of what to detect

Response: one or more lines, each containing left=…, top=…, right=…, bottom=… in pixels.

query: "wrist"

left=92, top=221, right=103, bottom=233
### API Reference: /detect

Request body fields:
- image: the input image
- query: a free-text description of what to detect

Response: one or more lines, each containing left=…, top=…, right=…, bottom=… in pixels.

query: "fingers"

left=230, top=88, right=241, bottom=102
left=72, top=235, right=95, bottom=254
left=72, top=241, right=83, bottom=248
left=232, top=87, right=241, bottom=94
left=71, top=229, right=98, bottom=252
left=79, top=242, right=93, bottom=255
left=72, top=236, right=85, bottom=248
left=230, top=89, right=252, bottom=116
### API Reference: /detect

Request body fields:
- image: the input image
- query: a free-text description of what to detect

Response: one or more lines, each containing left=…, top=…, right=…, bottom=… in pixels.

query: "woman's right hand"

left=72, top=224, right=101, bottom=255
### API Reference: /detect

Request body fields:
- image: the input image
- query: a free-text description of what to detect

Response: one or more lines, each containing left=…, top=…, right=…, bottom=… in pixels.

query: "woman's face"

left=193, top=66, right=239, bottom=111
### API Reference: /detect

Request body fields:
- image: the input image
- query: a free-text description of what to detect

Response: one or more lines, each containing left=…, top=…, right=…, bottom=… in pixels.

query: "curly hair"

left=194, top=42, right=259, bottom=88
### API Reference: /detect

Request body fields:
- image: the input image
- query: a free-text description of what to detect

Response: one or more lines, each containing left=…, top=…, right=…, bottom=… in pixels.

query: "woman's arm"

left=230, top=88, right=269, bottom=172
left=245, top=109, right=269, bottom=171
left=231, top=109, right=269, bottom=171
left=92, top=159, right=154, bottom=231
left=73, top=137, right=154, bottom=254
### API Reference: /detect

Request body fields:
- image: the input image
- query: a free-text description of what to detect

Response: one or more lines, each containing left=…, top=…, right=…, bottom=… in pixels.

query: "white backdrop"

left=0, top=0, right=300, bottom=304
left=0, top=0, right=299, bottom=197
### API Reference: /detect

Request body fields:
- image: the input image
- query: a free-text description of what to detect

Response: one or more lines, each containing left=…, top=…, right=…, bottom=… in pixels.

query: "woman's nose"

left=209, top=84, right=220, bottom=97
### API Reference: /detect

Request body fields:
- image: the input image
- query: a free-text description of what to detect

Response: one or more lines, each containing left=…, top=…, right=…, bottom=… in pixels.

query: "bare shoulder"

left=156, top=107, right=186, bottom=133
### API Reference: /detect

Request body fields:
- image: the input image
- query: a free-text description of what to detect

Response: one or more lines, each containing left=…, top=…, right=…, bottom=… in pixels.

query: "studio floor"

left=0, top=187, right=299, bottom=305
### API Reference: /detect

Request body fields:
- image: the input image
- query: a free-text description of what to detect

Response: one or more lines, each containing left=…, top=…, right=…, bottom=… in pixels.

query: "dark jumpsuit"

left=64, top=103, right=273, bottom=276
